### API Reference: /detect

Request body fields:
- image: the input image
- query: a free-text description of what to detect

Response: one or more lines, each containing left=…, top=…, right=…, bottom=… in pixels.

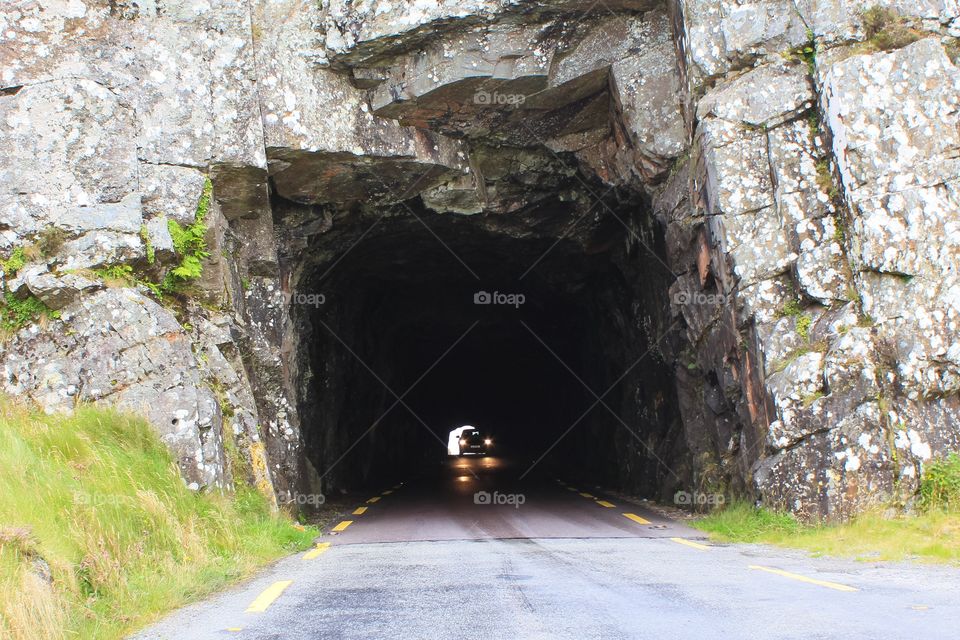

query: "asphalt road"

left=132, top=456, right=960, bottom=639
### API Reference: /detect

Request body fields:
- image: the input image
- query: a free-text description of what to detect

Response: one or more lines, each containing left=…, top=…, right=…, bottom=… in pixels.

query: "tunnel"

left=278, top=176, right=691, bottom=503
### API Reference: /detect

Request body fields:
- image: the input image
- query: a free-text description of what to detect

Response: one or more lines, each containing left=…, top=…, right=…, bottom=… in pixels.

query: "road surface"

left=133, top=456, right=960, bottom=639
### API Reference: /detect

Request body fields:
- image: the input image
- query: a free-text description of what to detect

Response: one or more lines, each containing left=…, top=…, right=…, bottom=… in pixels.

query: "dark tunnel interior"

left=282, top=192, right=687, bottom=499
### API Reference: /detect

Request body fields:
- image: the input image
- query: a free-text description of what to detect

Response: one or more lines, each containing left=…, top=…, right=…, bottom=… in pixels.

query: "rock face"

left=0, top=0, right=958, bottom=519
left=2, top=289, right=225, bottom=488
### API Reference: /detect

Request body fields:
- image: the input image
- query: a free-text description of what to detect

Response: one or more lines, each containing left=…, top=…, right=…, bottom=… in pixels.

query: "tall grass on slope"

left=693, top=454, right=960, bottom=564
left=0, top=398, right=317, bottom=639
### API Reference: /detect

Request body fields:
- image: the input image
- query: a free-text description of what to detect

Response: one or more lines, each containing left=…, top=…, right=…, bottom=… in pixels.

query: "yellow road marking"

left=226, top=628, right=242, bottom=633
left=382, top=490, right=394, bottom=495
left=367, top=496, right=381, bottom=503
left=303, top=542, right=331, bottom=560
left=332, top=520, right=353, bottom=532
left=748, top=565, right=858, bottom=592
left=393, top=484, right=402, bottom=489
left=596, top=500, right=616, bottom=508
left=670, top=537, right=710, bottom=551
left=566, top=487, right=578, bottom=492
left=353, top=506, right=368, bottom=516
left=245, top=580, right=293, bottom=613
left=622, top=513, right=651, bottom=525
left=579, top=492, right=595, bottom=499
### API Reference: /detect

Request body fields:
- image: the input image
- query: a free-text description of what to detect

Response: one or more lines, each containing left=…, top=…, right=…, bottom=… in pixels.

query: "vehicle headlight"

left=484, top=439, right=492, bottom=446
left=459, top=439, right=467, bottom=446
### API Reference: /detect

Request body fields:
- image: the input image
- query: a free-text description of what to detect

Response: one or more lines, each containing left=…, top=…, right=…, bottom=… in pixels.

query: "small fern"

left=163, top=177, right=212, bottom=293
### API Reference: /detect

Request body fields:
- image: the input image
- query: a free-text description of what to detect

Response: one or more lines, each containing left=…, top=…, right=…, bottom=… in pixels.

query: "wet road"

left=330, top=456, right=694, bottom=544
left=133, top=456, right=960, bottom=640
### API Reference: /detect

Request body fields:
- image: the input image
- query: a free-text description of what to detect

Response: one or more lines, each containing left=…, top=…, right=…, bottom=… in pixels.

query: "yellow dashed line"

left=566, top=487, right=578, bottom=492
left=367, top=496, right=381, bottom=503
left=595, top=500, right=616, bottom=508
left=622, top=513, right=651, bottom=525
left=748, top=565, right=858, bottom=592
left=226, top=628, right=242, bottom=633
left=303, top=542, right=331, bottom=560
left=579, top=492, right=595, bottom=499
left=670, top=537, right=710, bottom=551
left=382, top=490, right=394, bottom=495
left=245, top=580, right=293, bottom=613
left=353, top=506, right=368, bottom=516
left=332, top=520, right=353, bottom=532
left=393, top=484, right=402, bottom=489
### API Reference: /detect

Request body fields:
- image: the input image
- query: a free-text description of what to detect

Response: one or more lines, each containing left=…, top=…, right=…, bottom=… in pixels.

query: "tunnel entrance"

left=278, top=178, right=689, bottom=502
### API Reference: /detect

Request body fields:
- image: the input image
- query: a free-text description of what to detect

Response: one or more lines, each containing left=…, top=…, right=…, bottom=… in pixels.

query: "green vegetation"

left=139, top=225, right=155, bottom=265
left=795, top=314, right=812, bottom=342
left=162, top=177, right=212, bottom=294
left=767, top=339, right=829, bottom=374
left=0, top=242, right=60, bottom=334
left=805, top=109, right=820, bottom=138
left=35, top=227, right=66, bottom=259
left=861, top=6, right=923, bottom=52
left=1, top=226, right=68, bottom=279
left=785, top=28, right=818, bottom=75
left=89, top=177, right=213, bottom=302
left=0, top=247, right=26, bottom=279
left=694, top=501, right=800, bottom=542
left=91, top=264, right=163, bottom=299
left=801, top=390, right=825, bottom=407
left=1, top=291, right=58, bottom=334
left=694, top=456, right=960, bottom=564
left=946, top=38, right=960, bottom=64
left=920, top=454, right=960, bottom=512
left=815, top=159, right=840, bottom=200
left=779, top=299, right=802, bottom=318
left=833, top=215, right=847, bottom=246
left=775, top=298, right=813, bottom=342
left=0, top=397, right=317, bottom=640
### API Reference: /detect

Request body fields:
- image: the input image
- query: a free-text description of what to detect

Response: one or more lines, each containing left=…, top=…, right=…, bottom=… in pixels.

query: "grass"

left=0, top=397, right=317, bottom=639
left=1, top=291, right=58, bottom=334
left=693, top=455, right=960, bottom=564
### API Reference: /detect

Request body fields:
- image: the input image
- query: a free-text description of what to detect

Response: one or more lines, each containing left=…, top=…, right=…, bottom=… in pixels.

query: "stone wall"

left=667, top=0, right=960, bottom=518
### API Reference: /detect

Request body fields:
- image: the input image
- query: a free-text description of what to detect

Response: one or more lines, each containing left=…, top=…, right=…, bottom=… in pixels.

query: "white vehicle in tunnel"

left=447, top=426, right=492, bottom=456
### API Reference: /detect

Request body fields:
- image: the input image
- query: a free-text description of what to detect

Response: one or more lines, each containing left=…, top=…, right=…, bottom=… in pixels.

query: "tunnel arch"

left=278, top=179, right=688, bottom=500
